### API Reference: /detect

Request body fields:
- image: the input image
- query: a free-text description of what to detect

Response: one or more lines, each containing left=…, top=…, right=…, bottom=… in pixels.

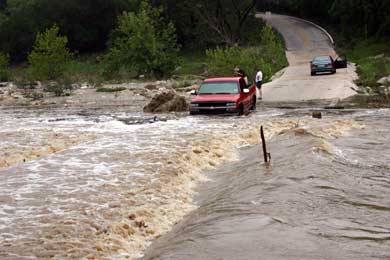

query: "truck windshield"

left=198, top=82, right=239, bottom=94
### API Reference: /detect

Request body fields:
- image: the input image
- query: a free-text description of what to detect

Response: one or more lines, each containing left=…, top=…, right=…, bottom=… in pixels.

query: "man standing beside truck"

left=255, top=68, right=263, bottom=100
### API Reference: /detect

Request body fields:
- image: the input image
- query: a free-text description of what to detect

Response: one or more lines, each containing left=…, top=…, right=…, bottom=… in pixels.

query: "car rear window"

left=314, top=56, right=331, bottom=62
left=199, top=82, right=239, bottom=94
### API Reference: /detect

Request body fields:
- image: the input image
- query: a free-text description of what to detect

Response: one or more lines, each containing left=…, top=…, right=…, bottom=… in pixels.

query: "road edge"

left=281, top=15, right=335, bottom=46
left=257, top=12, right=335, bottom=46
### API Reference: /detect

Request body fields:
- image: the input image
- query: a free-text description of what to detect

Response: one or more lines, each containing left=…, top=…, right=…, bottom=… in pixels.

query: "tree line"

left=0, top=0, right=137, bottom=61
left=257, top=0, right=390, bottom=40
left=1, top=0, right=388, bottom=81
left=1, top=0, right=389, bottom=62
left=0, top=0, right=261, bottom=62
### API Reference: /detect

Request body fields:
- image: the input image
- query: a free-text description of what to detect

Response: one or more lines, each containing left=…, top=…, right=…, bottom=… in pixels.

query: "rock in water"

left=143, top=90, right=188, bottom=113
left=312, top=111, right=322, bottom=119
left=377, top=76, right=390, bottom=85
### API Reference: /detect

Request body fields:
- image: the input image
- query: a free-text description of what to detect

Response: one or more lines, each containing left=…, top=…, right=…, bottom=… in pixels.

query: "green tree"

left=273, top=0, right=390, bottom=39
left=260, top=26, right=287, bottom=69
left=190, top=0, right=257, bottom=45
left=0, top=0, right=136, bottom=61
left=104, top=1, right=179, bottom=78
left=154, top=0, right=260, bottom=47
left=27, top=25, right=73, bottom=80
left=330, top=0, right=390, bottom=38
left=206, top=26, right=287, bottom=82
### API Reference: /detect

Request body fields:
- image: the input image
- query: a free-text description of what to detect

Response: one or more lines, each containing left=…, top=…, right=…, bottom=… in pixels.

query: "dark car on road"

left=310, top=55, right=347, bottom=76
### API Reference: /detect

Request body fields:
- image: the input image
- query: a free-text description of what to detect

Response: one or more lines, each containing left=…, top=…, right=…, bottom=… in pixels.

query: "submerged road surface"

left=259, top=14, right=357, bottom=102
left=142, top=109, right=390, bottom=260
left=141, top=15, right=390, bottom=260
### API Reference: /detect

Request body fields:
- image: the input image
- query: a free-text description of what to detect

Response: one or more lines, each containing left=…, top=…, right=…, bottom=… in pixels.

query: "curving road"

left=257, top=14, right=357, bottom=102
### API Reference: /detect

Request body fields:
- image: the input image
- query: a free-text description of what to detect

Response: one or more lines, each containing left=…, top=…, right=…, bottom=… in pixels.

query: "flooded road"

left=0, top=107, right=292, bottom=259
left=143, top=109, right=390, bottom=260
left=1, top=107, right=389, bottom=259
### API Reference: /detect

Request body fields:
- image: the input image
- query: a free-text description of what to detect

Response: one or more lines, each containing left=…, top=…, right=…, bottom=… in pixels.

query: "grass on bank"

left=174, top=50, right=207, bottom=80
left=8, top=46, right=287, bottom=88
left=180, top=26, right=288, bottom=84
left=338, top=39, right=390, bottom=88
left=6, top=26, right=288, bottom=90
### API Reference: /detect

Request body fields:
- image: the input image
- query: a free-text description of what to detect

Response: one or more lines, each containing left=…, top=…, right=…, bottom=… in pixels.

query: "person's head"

left=234, top=67, right=240, bottom=73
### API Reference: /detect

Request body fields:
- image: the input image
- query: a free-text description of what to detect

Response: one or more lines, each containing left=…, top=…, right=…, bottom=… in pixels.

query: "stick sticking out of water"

left=260, top=126, right=271, bottom=163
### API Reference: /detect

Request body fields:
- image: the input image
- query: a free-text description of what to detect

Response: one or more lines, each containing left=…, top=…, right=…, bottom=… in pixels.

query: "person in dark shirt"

left=233, top=67, right=248, bottom=84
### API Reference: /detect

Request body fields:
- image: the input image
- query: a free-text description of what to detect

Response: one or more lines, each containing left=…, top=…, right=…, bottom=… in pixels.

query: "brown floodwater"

left=0, top=107, right=389, bottom=259
left=142, top=109, right=390, bottom=260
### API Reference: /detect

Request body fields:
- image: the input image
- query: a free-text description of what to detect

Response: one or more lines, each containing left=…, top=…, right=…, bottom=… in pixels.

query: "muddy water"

left=0, top=107, right=293, bottom=259
left=1, top=108, right=389, bottom=259
left=143, top=109, right=390, bottom=260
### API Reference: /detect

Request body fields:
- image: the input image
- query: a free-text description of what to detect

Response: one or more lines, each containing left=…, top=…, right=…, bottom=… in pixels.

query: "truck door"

left=240, top=78, right=250, bottom=109
left=335, top=55, right=347, bottom=69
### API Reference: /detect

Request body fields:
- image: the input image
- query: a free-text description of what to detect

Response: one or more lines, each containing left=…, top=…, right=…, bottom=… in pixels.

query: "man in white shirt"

left=255, top=68, right=263, bottom=99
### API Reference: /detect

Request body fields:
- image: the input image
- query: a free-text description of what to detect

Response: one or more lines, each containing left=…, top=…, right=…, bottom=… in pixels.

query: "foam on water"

left=0, top=108, right=363, bottom=259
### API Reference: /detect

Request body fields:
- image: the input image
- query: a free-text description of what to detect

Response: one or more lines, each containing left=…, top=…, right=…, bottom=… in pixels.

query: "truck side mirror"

left=190, top=90, right=198, bottom=95
left=243, top=89, right=250, bottom=94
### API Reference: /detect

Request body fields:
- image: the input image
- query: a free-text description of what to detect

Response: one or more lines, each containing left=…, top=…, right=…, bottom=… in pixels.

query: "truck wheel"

left=251, top=97, right=256, bottom=110
left=237, top=104, right=244, bottom=116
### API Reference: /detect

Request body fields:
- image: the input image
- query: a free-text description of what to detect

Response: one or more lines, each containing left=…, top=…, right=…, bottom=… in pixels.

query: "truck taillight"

left=311, top=63, right=316, bottom=68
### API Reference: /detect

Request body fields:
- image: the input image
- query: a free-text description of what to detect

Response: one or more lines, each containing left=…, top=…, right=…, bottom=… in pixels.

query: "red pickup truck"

left=189, top=77, right=257, bottom=115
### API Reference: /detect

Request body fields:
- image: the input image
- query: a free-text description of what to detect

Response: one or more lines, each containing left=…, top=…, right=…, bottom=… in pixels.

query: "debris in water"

left=143, top=90, right=188, bottom=113
left=135, top=220, right=148, bottom=229
left=312, top=111, right=322, bottom=119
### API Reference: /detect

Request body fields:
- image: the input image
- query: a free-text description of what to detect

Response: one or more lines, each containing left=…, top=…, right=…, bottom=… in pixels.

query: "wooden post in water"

left=260, top=126, right=269, bottom=163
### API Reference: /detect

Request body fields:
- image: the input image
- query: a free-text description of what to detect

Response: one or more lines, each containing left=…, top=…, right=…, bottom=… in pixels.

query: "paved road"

left=258, top=14, right=357, bottom=102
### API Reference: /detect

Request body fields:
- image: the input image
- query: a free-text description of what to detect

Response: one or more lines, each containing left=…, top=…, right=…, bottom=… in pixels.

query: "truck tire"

left=237, top=104, right=244, bottom=116
left=251, top=96, right=256, bottom=110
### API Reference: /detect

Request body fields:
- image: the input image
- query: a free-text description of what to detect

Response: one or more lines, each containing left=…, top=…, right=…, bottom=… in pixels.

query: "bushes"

left=206, top=26, right=288, bottom=82
left=355, top=58, right=390, bottom=88
left=260, top=26, right=287, bottom=67
left=44, top=79, right=73, bottom=96
left=27, top=25, right=73, bottom=80
left=340, top=39, right=390, bottom=88
left=0, top=52, right=9, bottom=81
left=103, top=1, right=179, bottom=79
